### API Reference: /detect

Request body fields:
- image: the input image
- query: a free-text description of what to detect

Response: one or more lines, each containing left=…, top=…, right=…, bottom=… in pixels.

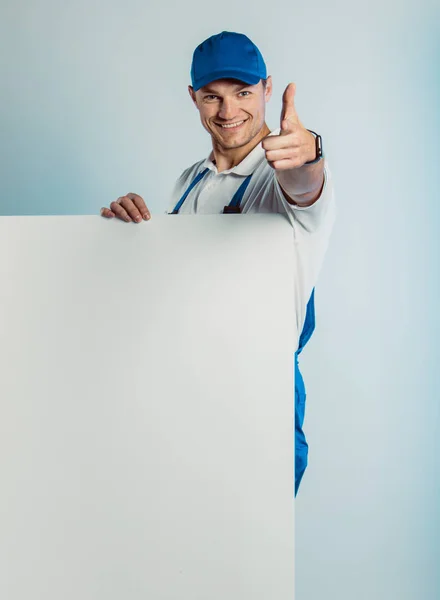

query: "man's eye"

left=205, top=95, right=218, bottom=100
left=239, top=91, right=250, bottom=97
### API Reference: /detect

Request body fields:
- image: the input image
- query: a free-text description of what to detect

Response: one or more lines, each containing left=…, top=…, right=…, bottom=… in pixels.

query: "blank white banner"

left=0, top=214, right=296, bottom=600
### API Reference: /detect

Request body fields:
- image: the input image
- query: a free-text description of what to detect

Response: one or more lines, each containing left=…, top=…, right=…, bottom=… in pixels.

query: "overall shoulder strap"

left=170, top=168, right=210, bottom=214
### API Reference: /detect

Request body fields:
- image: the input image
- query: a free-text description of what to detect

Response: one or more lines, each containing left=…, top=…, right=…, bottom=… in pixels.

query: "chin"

left=221, top=139, right=251, bottom=150
left=215, top=130, right=256, bottom=150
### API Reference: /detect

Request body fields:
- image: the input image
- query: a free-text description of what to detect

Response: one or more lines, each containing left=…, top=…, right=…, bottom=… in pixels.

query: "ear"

left=264, top=75, right=273, bottom=103
left=188, top=85, right=198, bottom=108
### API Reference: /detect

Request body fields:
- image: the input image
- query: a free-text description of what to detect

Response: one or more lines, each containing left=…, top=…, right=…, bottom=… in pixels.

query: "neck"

left=211, top=123, right=271, bottom=173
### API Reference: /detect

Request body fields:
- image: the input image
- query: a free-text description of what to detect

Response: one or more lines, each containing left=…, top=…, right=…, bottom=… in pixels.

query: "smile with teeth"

left=217, top=119, right=247, bottom=129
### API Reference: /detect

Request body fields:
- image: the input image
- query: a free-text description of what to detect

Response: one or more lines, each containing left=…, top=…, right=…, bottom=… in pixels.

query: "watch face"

left=307, top=130, right=322, bottom=154
left=305, top=130, right=323, bottom=163
left=316, top=135, right=322, bottom=157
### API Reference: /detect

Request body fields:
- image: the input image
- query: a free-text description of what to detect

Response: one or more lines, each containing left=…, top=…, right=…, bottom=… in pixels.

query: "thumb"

left=280, top=82, right=299, bottom=131
left=280, top=118, right=293, bottom=136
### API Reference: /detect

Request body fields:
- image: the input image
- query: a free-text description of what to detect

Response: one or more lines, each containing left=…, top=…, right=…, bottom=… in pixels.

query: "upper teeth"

left=221, top=121, right=244, bottom=129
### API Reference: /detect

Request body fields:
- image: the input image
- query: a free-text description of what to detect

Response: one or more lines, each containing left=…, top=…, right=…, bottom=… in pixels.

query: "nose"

left=218, top=97, right=239, bottom=121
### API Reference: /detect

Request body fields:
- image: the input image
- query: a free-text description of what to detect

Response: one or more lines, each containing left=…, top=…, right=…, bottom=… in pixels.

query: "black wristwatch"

left=305, top=130, right=323, bottom=165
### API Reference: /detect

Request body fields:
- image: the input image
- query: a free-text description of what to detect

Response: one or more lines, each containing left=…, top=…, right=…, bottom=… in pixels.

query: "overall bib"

left=170, top=169, right=314, bottom=496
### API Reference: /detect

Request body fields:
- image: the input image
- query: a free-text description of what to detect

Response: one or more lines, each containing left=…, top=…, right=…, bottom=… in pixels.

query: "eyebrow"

left=200, top=83, right=251, bottom=94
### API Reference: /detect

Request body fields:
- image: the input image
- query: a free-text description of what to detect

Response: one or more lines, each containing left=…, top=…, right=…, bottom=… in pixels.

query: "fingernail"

left=125, top=217, right=131, bottom=222
left=135, top=216, right=141, bottom=222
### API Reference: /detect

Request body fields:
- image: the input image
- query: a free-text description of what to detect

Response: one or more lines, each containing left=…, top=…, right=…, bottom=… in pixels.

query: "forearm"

left=276, top=159, right=325, bottom=206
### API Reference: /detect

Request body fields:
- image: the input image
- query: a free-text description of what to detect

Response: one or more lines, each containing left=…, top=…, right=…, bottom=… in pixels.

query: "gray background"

left=0, top=1, right=439, bottom=598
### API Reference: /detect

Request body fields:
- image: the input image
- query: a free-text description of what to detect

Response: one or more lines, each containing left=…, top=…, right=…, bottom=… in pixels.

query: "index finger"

left=261, top=134, right=293, bottom=151
left=126, top=193, right=150, bottom=220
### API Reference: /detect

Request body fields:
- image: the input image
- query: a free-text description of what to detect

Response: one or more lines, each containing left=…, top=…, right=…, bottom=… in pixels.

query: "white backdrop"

left=0, top=214, right=296, bottom=600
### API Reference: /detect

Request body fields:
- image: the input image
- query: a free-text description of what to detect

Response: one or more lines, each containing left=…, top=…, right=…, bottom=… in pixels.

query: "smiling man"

left=100, top=31, right=335, bottom=495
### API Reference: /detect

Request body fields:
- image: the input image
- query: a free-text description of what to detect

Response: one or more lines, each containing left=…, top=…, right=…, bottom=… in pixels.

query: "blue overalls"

left=170, top=168, right=315, bottom=496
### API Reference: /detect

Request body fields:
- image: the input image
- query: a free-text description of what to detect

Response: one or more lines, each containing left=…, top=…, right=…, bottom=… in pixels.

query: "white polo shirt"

left=167, top=128, right=336, bottom=339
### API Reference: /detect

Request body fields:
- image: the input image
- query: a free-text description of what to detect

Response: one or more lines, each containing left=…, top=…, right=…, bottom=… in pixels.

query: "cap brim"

left=192, top=69, right=262, bottom=91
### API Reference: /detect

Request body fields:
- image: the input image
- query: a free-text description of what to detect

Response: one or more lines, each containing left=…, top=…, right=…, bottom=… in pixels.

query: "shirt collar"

left=202, top=128, right=281, bottom=176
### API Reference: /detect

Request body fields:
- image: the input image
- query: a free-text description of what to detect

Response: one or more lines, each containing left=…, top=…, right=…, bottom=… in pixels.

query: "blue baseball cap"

left=190, top=31, right=267, bottom=92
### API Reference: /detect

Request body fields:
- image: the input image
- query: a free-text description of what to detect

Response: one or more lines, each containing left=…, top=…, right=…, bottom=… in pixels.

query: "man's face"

left=188, top=77, right=272, bottom=150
